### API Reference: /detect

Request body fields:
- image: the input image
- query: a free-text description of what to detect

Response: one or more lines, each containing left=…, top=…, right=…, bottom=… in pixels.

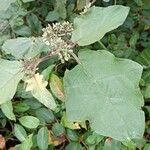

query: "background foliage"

left=0, top=0, right=150, bottom=149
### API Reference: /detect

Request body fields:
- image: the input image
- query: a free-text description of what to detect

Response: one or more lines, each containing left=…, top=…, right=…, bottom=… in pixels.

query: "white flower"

left=42, top=22, right=74, bottom=63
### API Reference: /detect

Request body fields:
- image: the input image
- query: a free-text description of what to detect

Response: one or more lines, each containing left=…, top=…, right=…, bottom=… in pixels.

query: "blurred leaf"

left=104, top=139, right=127, bottom=150
left=37, top=127, right=49, bottom=150
left=134, top=0, right=143, bottom=6
left=136, top=49, right=150, bottom=67
left=122, top=139, right=136, bottom=149
left=24, top=99, right=42, bottom=110
left=129, top=31, right=139, bottom=48
left=0, top=0, right=16, bottom=11
left=14, top=124, right=27, bottom=142
left=16, top=83, right=33, bottom=99
left=1, top=101, right=16, bottom=121
left=19, top=116, right=40, bottom=129
left=42, top=65, right=54, bottom=81
left=0, top=59, right=24, bottom=105
left=26, top=13, right=42, bottom=35
left=65, top=142, right=83, bottom=150
left=144, top=144, right=150, bottom=150
left=85, top=132, right=103, bottom=145
left=20, top=134, right=33, bottom=150
left=46, top=0, right=67, bottom=21
left=133, top=138, right=146, bottom=149
left=52, top=123, right=65, bottom=137
left=55, top=0, right=67, bottom=19
left=35, top=107, right=55, bottom=124
left=2, top=37, right=48, bottom=59
left=142, top=0, right=150, bottom=9
left=145, top=83, right=150, bottom=98
left=14, top=103, right=30, bottom=113
left=46, top=11, right=59, bottom=22
left=13, top=25, right=32, bottom=37
left=66, top=129, right=78, bottom=141
left=61, top=113, right=81, bottom=130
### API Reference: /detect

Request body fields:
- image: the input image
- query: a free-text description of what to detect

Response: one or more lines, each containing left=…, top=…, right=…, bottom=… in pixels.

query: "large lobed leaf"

left=64, top=50, right=145, bottom=141
left=0, top=59, right=24, bottom=104
left=71, top=5, right=129, bottom=46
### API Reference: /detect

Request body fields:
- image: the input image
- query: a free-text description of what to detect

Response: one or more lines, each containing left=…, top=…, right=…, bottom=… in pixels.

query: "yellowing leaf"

left=61, top=113, right=81, bottom=130
left=25, top=73, right=56, bottom=110
left=50, top=74, right=65, bottom=101
left=48, top=130, right=65, bottom=146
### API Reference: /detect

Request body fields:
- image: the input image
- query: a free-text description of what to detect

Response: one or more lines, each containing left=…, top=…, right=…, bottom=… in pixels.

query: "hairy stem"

left=98, top=41, right=108, bottom=50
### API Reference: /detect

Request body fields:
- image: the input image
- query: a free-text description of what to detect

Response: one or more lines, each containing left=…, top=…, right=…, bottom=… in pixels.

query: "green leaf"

left=45, top=0, right=67, bottom=21
left=14, top=124, right=27, bottom=142
left=50, top=74, right=65, bottom=101
left=134, top=0, right=143, bottom=6
left=55, top=0, right=67, bottom=19
left=1, top=101, right=16, bottom=121
left=35, top=107, right=55, bottom=124
left=144, top=144, right=150, bottom=150
left=52, top=123, right=65, bottom=137
left=143, top=0, right=150, bottom=9
left=129, top=31, right=139, bottom=48
left=136, top=49, right=150, bottom=67
left=26, top=13, right=42, bottom=35
left=0, top=59, right=24, bottom=104
left=46, top=10, right=59, bottom=22
left=19, top=116, right=40, bottom=129
left=24, top=99, right=42, bottom=109
left=2, top=37, right=49, bottom=59
left=85, top=132, right=103, bottom=145
left=42, top=65, right=54, bottom=81
left=64, top=50, right=144, bottom=141
left=66, top=129, right=79, bottom=142
left=122, top=139, right=136, bottom=149
left=22, top=0, right=35, bottom=3
left=0, top=0, right=16, bottom=11
left=65, top=142, right=83, bottom=150
left=20, top=134, right=33, bottom=150
left=14, top=103, right=30, bottom=113
left=13, top=25, right=32, bottom=37
left=37, top=127, right=49, bottom=150
left=72, top=5, right=129, bottom=46
left=145, top=83, right=150, bottom=98
left=61, top=113, right=81, bottom=130
left=104, top=139, right=127, bottom=150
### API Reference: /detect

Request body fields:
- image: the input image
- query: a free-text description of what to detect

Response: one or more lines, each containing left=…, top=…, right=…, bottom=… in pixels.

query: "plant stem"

left=68, top=51, right=81, bottom=64
left=32, top=51, right=59, bottom=74
left=98, top=41, right=108, bottom=50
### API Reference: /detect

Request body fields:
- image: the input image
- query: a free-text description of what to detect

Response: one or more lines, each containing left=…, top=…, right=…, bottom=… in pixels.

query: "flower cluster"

left=42, top=21, right=74, bottom=63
